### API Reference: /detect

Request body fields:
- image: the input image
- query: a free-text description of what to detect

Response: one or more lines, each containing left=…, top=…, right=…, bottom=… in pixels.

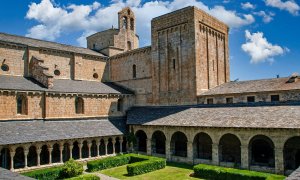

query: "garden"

left=22, top=154, right=286, bottom=180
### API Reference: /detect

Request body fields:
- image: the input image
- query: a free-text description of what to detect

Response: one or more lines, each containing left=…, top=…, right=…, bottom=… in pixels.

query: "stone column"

left=212, top=143, right=219, bottom=165
left=24, top=149, right=29, bottom=168
left=165, top=139, right=171, bottom=161
left=241, top=145, right=249, bottom=169
left=187, top=141, right=193, bottom=163
left=147, top=138, right=152, bottom=156
left=10, top=151, right=15, bottom=171
left=78, top=142, right=83, bottom=159
left=37, top=148, right=41, bottom=167
left=88, top=142, right=92, bottom=158
left=112, top=138, right=116, bottom=154
left=275, top=148, right=284, bottom=174
left=105, top=139, right=108, bottom=155
left=69, top=144, right=73, bottom=159
left=96, top=141, right=100, bottom=157
left=120, top=138, right=123, bottom=153
left=48, top=147, right=53, bottom=164
left=59, top=144, right=63, bottom=163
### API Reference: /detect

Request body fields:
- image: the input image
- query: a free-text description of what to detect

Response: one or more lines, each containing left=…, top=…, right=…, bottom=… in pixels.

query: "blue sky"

left=0, top=0, right=299, bottom=81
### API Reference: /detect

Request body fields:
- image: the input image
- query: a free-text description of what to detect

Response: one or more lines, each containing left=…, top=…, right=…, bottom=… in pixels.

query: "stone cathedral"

left=0, top=6, right=300, bottom=176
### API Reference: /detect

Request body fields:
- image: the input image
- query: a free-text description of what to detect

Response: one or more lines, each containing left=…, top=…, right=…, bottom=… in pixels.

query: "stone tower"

left=87, top=7, right=139, bottom=56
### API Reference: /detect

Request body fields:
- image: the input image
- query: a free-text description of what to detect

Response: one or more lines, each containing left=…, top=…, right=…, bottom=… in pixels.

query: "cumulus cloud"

left=26, top=0, right=255, bottom=47
left=254, top=11, right=275, bottom=23
left=265, top=0, right=300, bottom=15
left=241, top=2, right=256, bottom=10
left=241, top=30, right=288, bottom=64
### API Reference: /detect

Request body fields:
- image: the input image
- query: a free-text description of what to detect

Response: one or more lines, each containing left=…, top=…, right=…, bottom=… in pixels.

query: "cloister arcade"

left=0, top=136, right=126, bottom=171
left=132, top=126, right=300, bottom=175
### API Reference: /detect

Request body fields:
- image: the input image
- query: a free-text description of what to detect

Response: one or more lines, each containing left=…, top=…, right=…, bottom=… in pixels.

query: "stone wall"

left=0, top=92, right=43, bottom=120
left=0, top=44, right=26, bottom=76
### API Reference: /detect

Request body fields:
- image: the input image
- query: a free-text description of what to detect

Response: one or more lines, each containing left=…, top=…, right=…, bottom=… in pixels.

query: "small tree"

left=59, top=158, right=83, bottom=178
left=126, top=127, right=137, bottom=152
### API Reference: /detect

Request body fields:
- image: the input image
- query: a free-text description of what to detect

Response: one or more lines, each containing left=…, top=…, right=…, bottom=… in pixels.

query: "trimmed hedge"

left=64, top=174, right=100, bottom=180
left=193, top=164, right=285, bottom=180
left=87, top=154, right=166, bottom=176
left=21, top=166, right=63, bottom=180
left=87, top=154, right=131, bottom=172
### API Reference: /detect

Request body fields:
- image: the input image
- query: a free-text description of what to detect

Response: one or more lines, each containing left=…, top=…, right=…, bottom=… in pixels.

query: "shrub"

left=87, top=154, right=131, bottom=172
left=64, top=174, right=100, bottom=180
left=193, top=164, right=285, bottom=180
left=59, top=159, right=84, bottom=178
left=127, top=158, right=166, bottom=176
left=21, top=166, right=62, bottom=180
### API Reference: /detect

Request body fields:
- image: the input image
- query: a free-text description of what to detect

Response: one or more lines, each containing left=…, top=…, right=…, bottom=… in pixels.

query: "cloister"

left=0, top=136, right=127, bottom=172
left=132, top=126, right=300, bottom=175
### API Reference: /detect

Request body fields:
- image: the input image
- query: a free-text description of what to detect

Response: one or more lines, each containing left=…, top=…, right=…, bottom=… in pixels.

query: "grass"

left=100, top=162, right=202, bottom=180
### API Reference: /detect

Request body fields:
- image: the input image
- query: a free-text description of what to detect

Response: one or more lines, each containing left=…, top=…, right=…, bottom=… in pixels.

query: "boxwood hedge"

left=21, top=166, right=63, bottom=180
left=87, top=154, right=166, bottom=176
left=193, top=164, right=285, bottom=180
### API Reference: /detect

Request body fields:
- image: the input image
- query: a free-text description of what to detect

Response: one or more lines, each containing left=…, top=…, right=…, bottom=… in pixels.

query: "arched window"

left=132, top=64, right=136, bottom=78
left=17, top=94, right=27, bottom=115
left=127, top=41, right=132, bottom=50
left=117, top=99, right=122, bottom=112
left=75, top=97, right=84, bottom=114
left=122, top=16, right=128, bottom=29
left=130, top=18, right=134, bottom=30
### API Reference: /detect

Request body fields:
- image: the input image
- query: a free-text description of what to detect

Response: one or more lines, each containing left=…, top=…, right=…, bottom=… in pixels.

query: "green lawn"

left=100, top=162, right=202, bottom=180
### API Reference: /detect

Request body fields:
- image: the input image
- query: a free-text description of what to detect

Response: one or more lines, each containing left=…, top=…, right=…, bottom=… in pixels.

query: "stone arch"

left=135, top=130, right=147, bottom=152
left=122, top=137, right=127, bottom=153
left=249, top=135, right=275, bottom=167
left=193, top=132, right=212, bottom=160
left=63, top=143, right=70, bottom=162
left=107, top=138, right=113, bottom=154
left=82, top=141, right=89, bottom=158
left=132, top=64, right=136, bottom=78
left=72, top=141, right=80, bottom=160
left=130, top=18, right=134, bottom=30
left=0, top=148, right=11, bottom=169
left=14, top=147, right=25, bottom=169
left=40, top=145, right=49, bottom=165
left=171, top=131, right=188, bottom=157
left=115, top=137, right=121, bottom=154
left=16, top=94, right=27, bottom=115
left=27, top=146, right=37, bottom=167
left=152, top=130, right=166, bottom=154
left=219, top=133, right=241, bottom=164
left=75, top=97, right=84, bottom=114
left=52, top=143, right=60, bottom=163
left=99, top=139, right=105, bottom=155
left=91, top=140, right=97, bottom=157
left=284, top=136, right=300, bottom=172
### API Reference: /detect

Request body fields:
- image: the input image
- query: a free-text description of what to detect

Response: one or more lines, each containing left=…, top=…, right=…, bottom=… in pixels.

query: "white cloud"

left=241, top=30, right=288, bottom=63
left=265, top=0, right=300, bottom=15
left=241, top=2, right=256, bottom=10
left=25, top=0, right=255, bottom=47
left=254, top=11, right=275, bottom=23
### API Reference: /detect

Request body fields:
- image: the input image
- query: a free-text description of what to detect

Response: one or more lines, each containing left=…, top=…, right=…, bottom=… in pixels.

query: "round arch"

left=52, top=143, right=60, bottom=163
left=151, top=130, right=166, bottom=154
left=63, top=143, right=70, bottom=162
left=27, top=146, right=37, bottom=167
left=284, top=136, right=300, bottom=172
left=0, top=148, right=11, bottom=169
left=249, top=135, right=275, bottom=167
left=72, top=141, right=80, bottom=160
left=171, top=131, right=188, bottom=157
left=82, top=141, right=89, bottom=158
left=14, top=147, right=25, bottom=169
left=193, top=132, right=212, bottom=160
left=135, top=130, right=147, bottom=152
left=219, top=133, right=241, bottom=164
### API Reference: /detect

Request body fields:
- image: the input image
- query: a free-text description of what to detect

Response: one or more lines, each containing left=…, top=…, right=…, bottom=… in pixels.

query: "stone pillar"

left=165, top=139, right=171, bottom=161
left=96, top=141, right=100, bottom=157
left=88, top=142, right=92, bottom=158
left=69, top=144, right=73, bottom=159
left=48, top=147, right=53, bottom=164
left=37, top=148, right=41, bottom=167
left=105, top=139, right=108, bottom=155
left=10, top=151, right=15, bottom=171
left=241, top=145, right=249, bottom=169
left=78, top=142, right=83, bottom=159
left=120, top=138, right=123, bottom=153
left=212, top=143, right=219, bottom=165
left=147, top=138, right=152, bottom=156
left=112, top=138, right=116, bottom=154
left=59, top=144, right=63, bottom=163
left=187, top=141, right=193, bottom=163
left=24, top=149, right=29, bottom=168
left=275, top=148, right=284, bottom=174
